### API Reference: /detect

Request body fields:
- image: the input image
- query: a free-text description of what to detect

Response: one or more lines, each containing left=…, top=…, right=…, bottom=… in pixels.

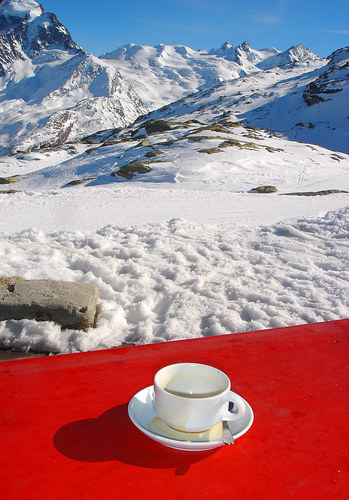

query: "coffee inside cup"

left=158, top=364, right=229, bottom=399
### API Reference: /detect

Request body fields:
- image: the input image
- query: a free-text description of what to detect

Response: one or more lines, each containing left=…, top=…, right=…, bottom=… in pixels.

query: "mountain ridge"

left=133, top=45, right=348, bottom=154
left=101, top=40, right=322, bottom=111
left=0, top=0, right=347, bottom=157
left=0, top=0, right=146, bottom=153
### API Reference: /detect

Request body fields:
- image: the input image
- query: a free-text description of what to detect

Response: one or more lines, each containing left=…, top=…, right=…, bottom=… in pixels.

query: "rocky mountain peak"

left=285, top=43, right=319, bottom=63
left=0, top=0, right=146, bottom=153
left=0, top=0, right=81, bottom=76
left=219, top=41, right=233, bottom=51
left=327, top=45, right=349, bottom=66
left=210, top=40, right=270, bottom=66
left=257, top=43, right=319, bottom=70
left=216, top=40, right=251, bottom=56
left=237, top=40, right=251, bottom=52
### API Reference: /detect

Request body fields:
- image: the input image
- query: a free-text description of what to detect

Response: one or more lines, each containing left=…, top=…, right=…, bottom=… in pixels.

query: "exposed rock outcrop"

left=0, top=0, right=81, bottom=76
left=251, top=185, right=277, bottom=193
left=303, top=46, right=349, bottom=106
left=282, top=189, right=348, bottom=196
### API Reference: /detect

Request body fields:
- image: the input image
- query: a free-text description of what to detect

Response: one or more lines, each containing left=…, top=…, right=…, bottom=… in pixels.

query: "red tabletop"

left=1, top=319, right=348, bottom=499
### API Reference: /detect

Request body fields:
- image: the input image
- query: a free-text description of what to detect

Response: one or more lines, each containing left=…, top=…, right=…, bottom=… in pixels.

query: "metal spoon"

left=222, top=420, right=234, bottom=445
left=222, top=401, right=236, bottom=445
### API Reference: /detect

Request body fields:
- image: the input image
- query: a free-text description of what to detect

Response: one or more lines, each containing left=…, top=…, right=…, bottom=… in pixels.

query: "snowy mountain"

left=0, top=0, right=79, bottom=75
left=101, top=40, right=320, bottom=110
left=210, top=40, right=319, bottom=70
left=0, top=0, right=340, bottom=157
left=1, top=46, right=347, bottom=191
left=0, top=0, right=146, bottom=154
left=209, top=40, right=280, bottom=65
left=132, top=46, right=348, bottom=154
left=0, top=8, right=348, bottom=354
left=303, top=46, right=349, bottom=105
left=3, top=92, right=348, bottom=195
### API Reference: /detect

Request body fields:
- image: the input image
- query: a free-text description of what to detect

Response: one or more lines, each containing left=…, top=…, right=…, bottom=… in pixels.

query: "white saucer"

left=128, top=385, right=254, bottom=451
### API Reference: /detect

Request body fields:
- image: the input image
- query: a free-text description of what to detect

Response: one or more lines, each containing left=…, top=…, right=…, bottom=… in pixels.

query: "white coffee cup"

left=153, top=362, right=246, bottom=432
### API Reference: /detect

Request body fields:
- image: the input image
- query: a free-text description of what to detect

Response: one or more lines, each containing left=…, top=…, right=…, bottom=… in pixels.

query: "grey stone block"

left=0, top=279, right=99, bottom=329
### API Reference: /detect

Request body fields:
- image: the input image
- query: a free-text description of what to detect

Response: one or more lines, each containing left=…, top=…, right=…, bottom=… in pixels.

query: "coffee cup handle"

left=220, top=391, right=246, bottom=423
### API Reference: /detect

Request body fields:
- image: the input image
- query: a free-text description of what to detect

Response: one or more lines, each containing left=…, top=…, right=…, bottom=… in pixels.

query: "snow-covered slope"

left=0, top=0, right=146, bottom=154
left=0, top=114, right=348, bottom=354
left=101, top=40, right=321, bottom=110
left=135, top=47, right=348, bottom=154
left=2, top=109, right=348, bottom=195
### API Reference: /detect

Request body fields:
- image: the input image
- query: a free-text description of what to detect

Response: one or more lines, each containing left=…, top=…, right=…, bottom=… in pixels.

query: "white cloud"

left=258, top=14, right=282, bottom=25
left=324, top=30, right=349, bottom=34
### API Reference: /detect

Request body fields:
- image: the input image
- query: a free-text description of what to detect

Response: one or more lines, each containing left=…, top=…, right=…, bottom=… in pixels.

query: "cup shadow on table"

left=53, top=403, right=218, bottom=475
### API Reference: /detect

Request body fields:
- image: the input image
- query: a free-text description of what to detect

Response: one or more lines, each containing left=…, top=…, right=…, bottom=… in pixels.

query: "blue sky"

left=42, top=0, right=348, bottom=57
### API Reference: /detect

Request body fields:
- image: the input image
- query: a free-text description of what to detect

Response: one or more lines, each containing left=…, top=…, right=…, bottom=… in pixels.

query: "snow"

left=0, top=10, right=145, bottom=154
left=0, top=6, right=347, bottom=355
left=101, top=42, right=275, bottom=110
left=0, top=206, right=348, bottom=354
left=1, top=0, right=42, bottom=21
left=12, top=58, right=35, bottom=82
left=145, top=58, right=348, bottom=154
left=1, top=186, right=348, bottom=233
left=0, top=120, right=348, bottom=353
left=101, top=41, right=321, bottom=111
left=0, top=50, right=145, bottom=152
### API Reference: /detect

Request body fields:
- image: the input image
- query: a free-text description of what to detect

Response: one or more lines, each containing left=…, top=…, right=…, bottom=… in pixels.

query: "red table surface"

left=0, top=319, right=348, bottom=500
